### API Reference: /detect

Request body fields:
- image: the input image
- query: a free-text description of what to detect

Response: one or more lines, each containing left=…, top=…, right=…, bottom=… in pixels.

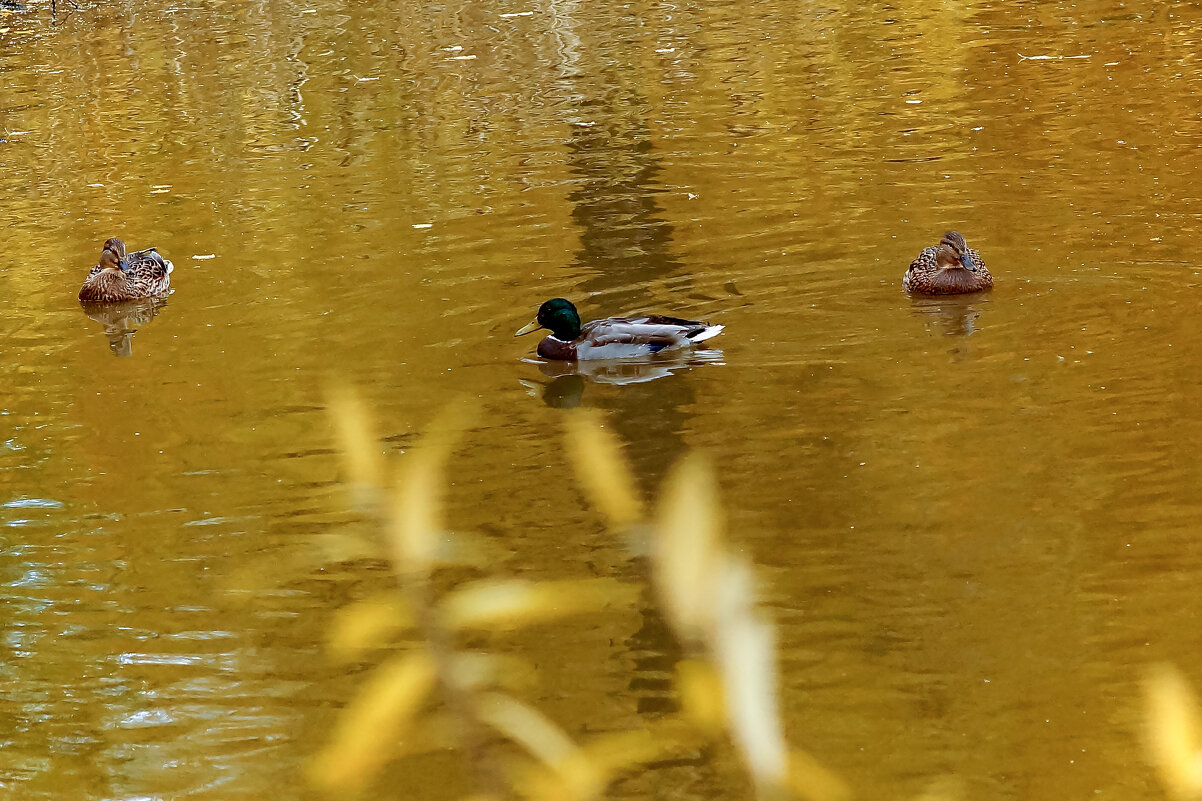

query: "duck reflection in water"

left=79, top=295, right=170, bottom=357
left=909, top=294, right=987, bottom=338
left=519, top=350, right=724, bottom=407
left=520, top=374, right=587, bottom=409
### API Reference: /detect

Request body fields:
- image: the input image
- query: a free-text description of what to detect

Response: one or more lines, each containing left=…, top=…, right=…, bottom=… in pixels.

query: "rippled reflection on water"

left=2, top=0, right=1202, bottom=798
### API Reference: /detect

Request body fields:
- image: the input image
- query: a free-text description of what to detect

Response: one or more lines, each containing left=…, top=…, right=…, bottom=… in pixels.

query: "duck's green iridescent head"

left=514, top=298, right=582, bottom=341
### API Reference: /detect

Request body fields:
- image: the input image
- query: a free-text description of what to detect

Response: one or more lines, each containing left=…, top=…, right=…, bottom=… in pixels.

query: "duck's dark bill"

left=514, top=319, right=542, bottom=337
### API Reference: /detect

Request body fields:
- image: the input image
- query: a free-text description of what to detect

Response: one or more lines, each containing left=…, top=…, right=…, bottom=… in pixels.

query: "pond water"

left=2, top=0, right=1202, bottom=798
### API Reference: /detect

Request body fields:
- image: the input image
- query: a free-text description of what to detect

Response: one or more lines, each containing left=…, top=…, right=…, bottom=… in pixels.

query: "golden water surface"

left=2, top=0, right=1202, bottom=798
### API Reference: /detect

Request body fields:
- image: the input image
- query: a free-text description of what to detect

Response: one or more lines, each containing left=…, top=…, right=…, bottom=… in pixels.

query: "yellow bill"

left=514, top=319, right=543, bottom=337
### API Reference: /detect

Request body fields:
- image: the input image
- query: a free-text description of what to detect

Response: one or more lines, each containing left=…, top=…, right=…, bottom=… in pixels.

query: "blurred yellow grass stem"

left=654, top=454, right=723, bottom=638
left=564, top=411, right=643, bottom=528
left=477, top=693, right=677, bottom=801
left=389, top=405, right=474, bottom=575
left=326, top=592, right=414, bottom=662
left=446, top=653, right=535, bottom=694
left=440, top=578, right=636, bottom=631
left=676, top=660, right=726, bottom=737
left=1145, top=663, right=1202, bottom=800
left=327, top=385, right=383, bottom=490
left=656, top=454, right=790, bottom=793
left=786, top=751, right=852, bottom=801
left=310, top=650, right=438, bottom=793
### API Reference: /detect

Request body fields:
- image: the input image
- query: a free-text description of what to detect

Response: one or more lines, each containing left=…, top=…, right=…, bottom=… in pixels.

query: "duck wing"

left=906, top=245, right=938, bottom=276
left=576, top=316, right=724, bottom=359
left=124, top=247, right=174, bottom=278
left=965, top=247, right=988, bottom=276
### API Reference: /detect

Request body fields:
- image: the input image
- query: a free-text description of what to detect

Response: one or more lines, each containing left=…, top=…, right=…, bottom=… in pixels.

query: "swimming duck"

left=78, top=238, right=173, bottom=303
left=515, top=298, right=724, bottom=361
left=903, top=231, right=992, bottom=295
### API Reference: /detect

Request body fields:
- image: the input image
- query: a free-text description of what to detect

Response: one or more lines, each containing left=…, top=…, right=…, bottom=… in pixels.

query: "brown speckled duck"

left=78, top=238, right=173, bottom=303
left=903, top=231, right=992, bottom=295
left=515, top=298, right=724, bottom=361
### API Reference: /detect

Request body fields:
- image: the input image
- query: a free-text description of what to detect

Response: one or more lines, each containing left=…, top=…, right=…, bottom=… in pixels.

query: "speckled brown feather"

left=79, top=239, right=174, bottom=303
left=903, top=236, right=992, bottom=295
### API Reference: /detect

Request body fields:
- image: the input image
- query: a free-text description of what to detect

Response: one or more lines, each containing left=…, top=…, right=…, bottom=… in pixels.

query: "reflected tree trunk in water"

left=552, top=0, right=699, bottom=492
left=551, top=0, right=707, bottom=747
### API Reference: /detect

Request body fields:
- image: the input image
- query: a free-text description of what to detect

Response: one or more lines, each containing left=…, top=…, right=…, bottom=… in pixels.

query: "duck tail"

left=688, top=324, right=724, bottom=344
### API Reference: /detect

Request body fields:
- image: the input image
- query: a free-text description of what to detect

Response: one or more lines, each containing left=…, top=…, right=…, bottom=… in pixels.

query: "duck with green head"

left=515, top=298, right=724, bottom=361
left=903, top=231, right=992, bottom=295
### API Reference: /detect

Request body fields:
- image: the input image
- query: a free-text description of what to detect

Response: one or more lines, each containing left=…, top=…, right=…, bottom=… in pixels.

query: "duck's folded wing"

left=585, top=318, right=719, bottom=348
left=633, top=314, right=706, bottom=327
left=907, top=245, right=936, bottom=275
left=966, top=248, right=987, bottom=274
left=126, top=249, right=174, bottom=276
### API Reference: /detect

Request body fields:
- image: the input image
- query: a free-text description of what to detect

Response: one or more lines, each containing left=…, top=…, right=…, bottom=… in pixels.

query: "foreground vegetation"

left=316, top=390, right=1202, bottom=801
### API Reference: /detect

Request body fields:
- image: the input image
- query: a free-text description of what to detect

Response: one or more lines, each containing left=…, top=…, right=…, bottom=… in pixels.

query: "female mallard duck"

left=78, top=238, right=173, bottom=303
left=903, top=231, right=992, bottom=295
left=515, top=298, right=724, bottom=361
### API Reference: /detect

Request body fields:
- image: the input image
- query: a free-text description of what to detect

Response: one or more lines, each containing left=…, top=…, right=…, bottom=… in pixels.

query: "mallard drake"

left=78, top=238, right=173, bottom=303
left=903, top=231, right=992, bottom=295
left=515, top=298, right=724, bottom=361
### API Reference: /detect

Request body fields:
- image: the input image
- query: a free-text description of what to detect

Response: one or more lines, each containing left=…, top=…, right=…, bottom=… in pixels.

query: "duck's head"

left=935, top=231, right=977, bottom=272
left=515, top=298, right=582, bottom=341
left=97, top=244, right=125, bottom=273
left=102, top=238, right=127, bottom=259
